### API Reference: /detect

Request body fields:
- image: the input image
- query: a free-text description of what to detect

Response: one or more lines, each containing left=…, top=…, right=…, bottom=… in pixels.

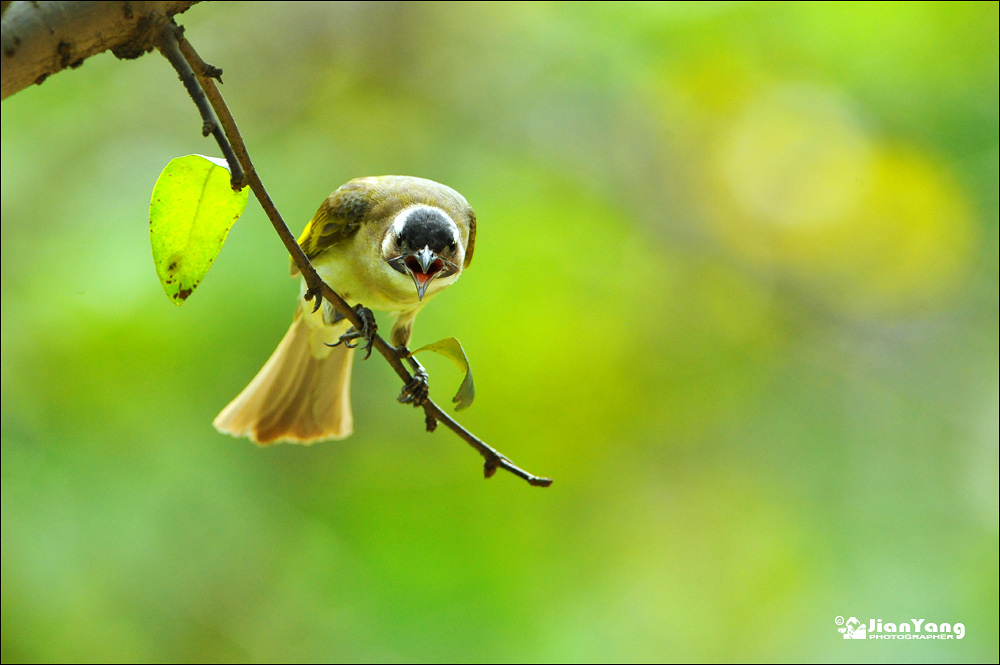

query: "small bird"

left=213, top=175, right=476, bottom=444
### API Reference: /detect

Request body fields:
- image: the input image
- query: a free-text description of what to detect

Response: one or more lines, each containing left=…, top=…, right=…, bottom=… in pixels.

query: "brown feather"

left=463, top=208, right=477, bottom=267
left=213, top=309, right=354, bottom=444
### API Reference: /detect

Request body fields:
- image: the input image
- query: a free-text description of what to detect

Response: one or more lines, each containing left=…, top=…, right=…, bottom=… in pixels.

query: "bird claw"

left=304, top=284, right=324, bottom=313
left=326, top=305, right=378, bottom=359
left=398, top=367, right=429, bottom=407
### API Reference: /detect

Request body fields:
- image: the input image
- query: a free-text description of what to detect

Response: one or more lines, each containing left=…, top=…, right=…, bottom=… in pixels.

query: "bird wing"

left=290, top=179, right=374, bottom=277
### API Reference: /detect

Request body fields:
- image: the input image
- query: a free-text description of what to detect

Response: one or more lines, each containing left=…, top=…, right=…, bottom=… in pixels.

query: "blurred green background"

left=2, top=2, right=997, bottom=662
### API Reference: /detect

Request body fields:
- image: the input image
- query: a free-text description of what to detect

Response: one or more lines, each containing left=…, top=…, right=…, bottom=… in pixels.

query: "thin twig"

left=154, top=21, right=245, bottom=189
left=170, top=25, right=552, bottom=488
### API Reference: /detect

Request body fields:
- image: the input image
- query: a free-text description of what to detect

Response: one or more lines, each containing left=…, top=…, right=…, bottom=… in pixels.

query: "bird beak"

left=414, top=246, right=437, bottom=274
left=403, top=245, right=444, bottom=300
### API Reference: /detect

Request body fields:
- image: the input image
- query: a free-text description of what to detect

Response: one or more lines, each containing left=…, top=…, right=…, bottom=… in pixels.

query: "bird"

left=213, top=175, right=476, bottom=445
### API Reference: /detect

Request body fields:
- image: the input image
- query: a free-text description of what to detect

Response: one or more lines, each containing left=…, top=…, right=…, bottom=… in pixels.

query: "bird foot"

left=303, top=282, right=325, bottom=313
left=398, top=367, right=429, bottom=407
left=327, top=305, right=378, bottom=359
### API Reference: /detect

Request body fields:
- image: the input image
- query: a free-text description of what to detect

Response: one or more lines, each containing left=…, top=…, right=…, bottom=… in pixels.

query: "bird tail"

left=213, top=307, right=354, bottom=444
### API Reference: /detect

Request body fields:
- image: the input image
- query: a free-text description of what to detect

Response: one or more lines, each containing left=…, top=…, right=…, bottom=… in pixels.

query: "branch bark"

left=1, top=0, right=199, bottom=100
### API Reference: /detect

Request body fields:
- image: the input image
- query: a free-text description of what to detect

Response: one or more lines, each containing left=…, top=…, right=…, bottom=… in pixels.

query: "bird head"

left=384, top=205, right=464, bottom=301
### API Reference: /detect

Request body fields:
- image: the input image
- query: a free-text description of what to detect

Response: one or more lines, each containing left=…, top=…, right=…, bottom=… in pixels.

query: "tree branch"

left=153, top=21, right=244, bottom=189
left=169, top=24, right=552, bottom=487
left=1, top=1, right=199, bottom=100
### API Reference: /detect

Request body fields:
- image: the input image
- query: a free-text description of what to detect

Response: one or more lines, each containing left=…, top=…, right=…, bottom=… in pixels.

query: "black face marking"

left=397, top=208, right=456, bottom=254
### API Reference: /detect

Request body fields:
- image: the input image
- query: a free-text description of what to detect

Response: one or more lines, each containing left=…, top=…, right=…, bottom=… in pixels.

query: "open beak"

left=403, top=245, right=444, bottom=300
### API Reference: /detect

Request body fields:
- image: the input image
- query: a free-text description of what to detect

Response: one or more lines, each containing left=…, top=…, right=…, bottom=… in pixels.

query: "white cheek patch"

left=440, top=213, right=462, bottom=247
left=390, top=208, right=410, bottom=239
left=382, top=207, right=413, bottom=256
left=381, top=224, right=398, bottom=257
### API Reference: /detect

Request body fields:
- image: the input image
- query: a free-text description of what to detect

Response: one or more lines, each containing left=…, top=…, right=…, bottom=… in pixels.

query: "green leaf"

left=149, top=155, right=249, bottom=305
left=409, top=337, right=476, bottom=410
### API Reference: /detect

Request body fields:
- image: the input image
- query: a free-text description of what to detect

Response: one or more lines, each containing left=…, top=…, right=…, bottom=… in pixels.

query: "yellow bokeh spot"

left=708, top=85, right=974, bottom=314
left=717, top=85, right=874, bottom=230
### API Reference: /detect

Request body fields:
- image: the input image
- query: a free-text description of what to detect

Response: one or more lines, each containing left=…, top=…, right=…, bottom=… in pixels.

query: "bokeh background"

left=2, top=2, right=997, bottom=661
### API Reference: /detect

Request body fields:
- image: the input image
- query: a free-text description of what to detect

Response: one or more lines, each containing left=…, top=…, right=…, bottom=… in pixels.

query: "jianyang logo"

left=836, top=616, right=966, bottom=640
